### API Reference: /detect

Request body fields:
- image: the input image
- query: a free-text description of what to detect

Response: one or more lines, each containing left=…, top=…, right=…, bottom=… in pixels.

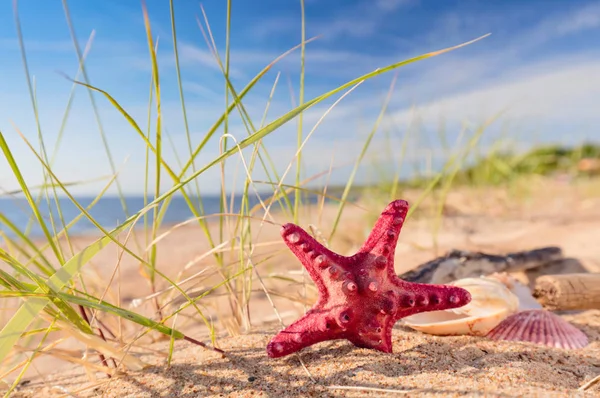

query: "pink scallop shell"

left=486, top=309, right=589, bottom=350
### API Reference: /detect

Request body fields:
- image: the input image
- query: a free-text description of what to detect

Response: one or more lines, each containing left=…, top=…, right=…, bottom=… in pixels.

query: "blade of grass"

left=295, top=0, right=307, bottom=224
left=141, top=0, right=163, bottom=307
left=0, top=248, right=93, bottom=335
left=20, top=172, right=118, bottom=270
left=12, top=0, right=54, bottom=244
left=389, top=106, right=416, bottom=200
left=61, top=293, right=186, bottom=340
left=220, top=0, right=233, bottom=265
left=196, top=10, right=294, bottom=216
left=61, top=0, right=141, bottom=253
left=175, top=36, right=319, bottom=181
left=0, top=211, right=132, bottom=363
left=296, top=0, right=308, bottom=313
left=3, top=319, right=56, bottom=397
left=169, top=0, right=203, bottom=207
left=0, top=132, right=61, bottom=267
left=0, top=214, right=55, bottom=276
left=0, top=175, right=109, bottom=197
left=3, top=130, right=226, bottom=357
left=329, top=72, right=398, bottom=239
left=190, top=35, right=491, bottom=202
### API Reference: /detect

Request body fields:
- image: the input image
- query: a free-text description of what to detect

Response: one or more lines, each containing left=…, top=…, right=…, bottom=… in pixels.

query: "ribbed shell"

left=486, top=309, right=589, bottom=350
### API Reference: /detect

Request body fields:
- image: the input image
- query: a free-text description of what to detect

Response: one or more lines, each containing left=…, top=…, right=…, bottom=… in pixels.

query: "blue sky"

left=1, top=0, right=600, bottom=196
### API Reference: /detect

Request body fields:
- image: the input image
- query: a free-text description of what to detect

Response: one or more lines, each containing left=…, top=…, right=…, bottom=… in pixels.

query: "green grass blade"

left=142, top=2, right=162, bottom=289
left=0, top=248, right=93, bottom=334
left=20, top=173, right=118, bottom=270
left=177, top=36, right=320, bottom=180
left=0, top=213, right=55, bottom=276
left=0, top=222, right=129, bottom=363
left=196, top=12, right=293, bottom=216
left=295, top=0, right=306, bottom=224
left=0, top=132, right=61, bottom=266
left=12, top=0, right=55, bottom=243
left=329, top=73, right=398, bottom=239
left=0, top=175, right=109, bottom=197
left=3, top=319, right=56, bottom=398
left=0, top=268, right=37, bottom=292
left=10, top=131, right=225, bottom=342
left=61, top=0, right=138, bottom=242
left=169, top=0, right=204, bottom=210
left=61, top=292, right=184, bottom=339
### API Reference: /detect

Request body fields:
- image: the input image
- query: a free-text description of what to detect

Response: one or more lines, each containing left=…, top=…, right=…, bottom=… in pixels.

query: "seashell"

left=486, top=309, right=589, bottom=349
left=403, top=276, right=520, bottom=336
left=486, top=272, right=543, bottom=311
left=485, top=273, right=589, bottom=349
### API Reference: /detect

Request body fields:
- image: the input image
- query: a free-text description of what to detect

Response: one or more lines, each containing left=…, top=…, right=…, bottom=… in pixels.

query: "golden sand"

left=4, top=180, right=600, bottom=397
left=11, top=310, right=600, bottom=397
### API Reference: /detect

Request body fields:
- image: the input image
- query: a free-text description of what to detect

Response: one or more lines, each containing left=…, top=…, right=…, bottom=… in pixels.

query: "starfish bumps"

left=266, top=199, right=472, bottom=358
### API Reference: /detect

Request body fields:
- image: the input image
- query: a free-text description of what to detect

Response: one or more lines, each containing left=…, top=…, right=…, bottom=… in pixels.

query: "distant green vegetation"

left=326, top=143, right=600, bottom=200
left=454, top=142, right=600, bottom=185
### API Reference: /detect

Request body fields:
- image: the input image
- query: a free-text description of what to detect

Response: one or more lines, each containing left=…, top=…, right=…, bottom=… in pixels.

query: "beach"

left=5, top=177, right=600, bottom=397
left=12, top=312, right=600, bottom=397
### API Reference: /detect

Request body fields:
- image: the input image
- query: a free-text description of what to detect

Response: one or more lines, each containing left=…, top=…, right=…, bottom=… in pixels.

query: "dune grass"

left=2, top=1, right=599, bottom=396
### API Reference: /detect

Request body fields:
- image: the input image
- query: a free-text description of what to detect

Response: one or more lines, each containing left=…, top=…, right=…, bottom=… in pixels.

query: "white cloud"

left=251, top=0, right=416, bottom=42
left=546, top=2, right=600, bottom=37
left=375, top=0, right=418, bottom=12
left=177, top=42, right=229, bottom=72
left=0, top=38, right=74, bottom=52
left=310, top=18, right=379, bottom=40
left=182, top=81, right=220, bottom=99
left=385, top=56, right=600, bottom=137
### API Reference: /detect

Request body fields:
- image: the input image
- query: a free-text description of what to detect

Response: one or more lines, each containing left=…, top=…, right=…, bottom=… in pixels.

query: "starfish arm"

left=390, top=278, right=472, bottom=319
left=266, top=309, right=342, bottom=358
left=280, top=223, right=346, bottom=296
left=357, top=200, right=409, bottom=261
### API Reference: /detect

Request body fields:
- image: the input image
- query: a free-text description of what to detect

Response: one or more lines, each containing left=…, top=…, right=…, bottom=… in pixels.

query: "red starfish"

left=266, top=199, right=472, bottom=358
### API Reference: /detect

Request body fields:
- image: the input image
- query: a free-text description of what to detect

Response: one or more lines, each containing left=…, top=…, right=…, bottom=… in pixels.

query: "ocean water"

left=0, top=193, right=325, bottom=239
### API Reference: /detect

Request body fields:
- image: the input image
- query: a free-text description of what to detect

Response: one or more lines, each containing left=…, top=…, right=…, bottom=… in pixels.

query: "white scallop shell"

left=403, top=276, right=520, bottom=336
left=485, top=272, right=543, bottom=311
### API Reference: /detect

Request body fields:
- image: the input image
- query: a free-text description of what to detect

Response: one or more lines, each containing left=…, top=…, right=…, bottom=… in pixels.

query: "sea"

left=0, top=193, right=327, bottom=239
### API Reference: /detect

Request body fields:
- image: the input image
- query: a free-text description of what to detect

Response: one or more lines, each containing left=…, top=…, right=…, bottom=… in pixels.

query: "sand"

left=10, top=310, right=600, bottom=397
left=4, top=177, right=600, bottom=397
